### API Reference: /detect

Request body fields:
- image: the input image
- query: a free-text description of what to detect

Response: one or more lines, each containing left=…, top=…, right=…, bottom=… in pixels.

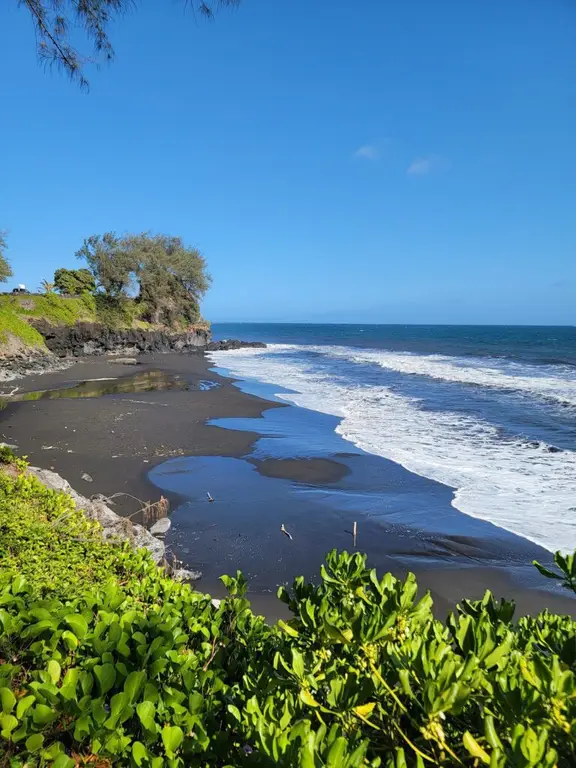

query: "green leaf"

left=463, top=732, right=490, bottom=765
left=299, top=689, right=319, bottom=707
left=162, top=725, right=184, bottom=755
left=104, top=691, right=128, bottom=729
left=292, top=648, right=305, bottom=679
left=0, top=688, right=16, bottom=714
left=132, top=741, right=148, bottom=766
left=124, top=670, right=146, bottom=703
left=278, top=619, right=299, bottom=637
left=188, top=692, right=203, bottom=713
left=11, top=575, right=27, bottom=595
left=227, top=704, right=241, bottom=722
left=354, top=702, right=376, bottom=718
left=395, top=748, right=408, bottom=768
left=64, top=613, right=88, bottom=639
left=533, top=561, right=562, bottom=581
left=399, top=669, right=413, bottom=697
left=25, top=733, right=44, bottom=752
left=484, top=715, right=503, bottom=749
left=74, top=714, right=92, bottom=741
left=61, top=630, right=79, bottom=651
left=32, top=704, right=57, bottom=725
left=520, top=728, right=543, bottom=763
left=16, top=695, right=35, bottom=719
left=137, top=700, right=156, bottom=731
left=52, top=756, right=75, bottom=768
left=94, top=663, right=116, bottom=696
left=324, top=623, right=351, bottom=644
left=0, top=713, right=18, bottom=738
left=47, top=659, right=62, bottom=684
left=327, top=736, right=347, bottom=768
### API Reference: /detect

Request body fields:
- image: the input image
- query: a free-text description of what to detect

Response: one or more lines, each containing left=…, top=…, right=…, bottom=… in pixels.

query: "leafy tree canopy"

left=75, top=231, right=211, bottom=326
left=124, top=232, right=211, bottom=326
left=18, top=0, right=240, bottom=89
left=0, top=231, right=12, bottom=284
left=75, top=232, right=136, bottom=298
left=54, top=267, right=96, bottom=295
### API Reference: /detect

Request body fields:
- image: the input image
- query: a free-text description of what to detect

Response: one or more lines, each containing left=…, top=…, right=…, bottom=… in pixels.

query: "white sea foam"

left=291, top=345, right=576, bottom=408
left=210, top=346, right=576, bottom=553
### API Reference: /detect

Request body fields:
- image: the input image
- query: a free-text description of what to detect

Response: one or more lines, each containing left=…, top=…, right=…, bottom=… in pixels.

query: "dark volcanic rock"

left=0, top=353, right=68, bottom=381
left=205, top=339, right=266, bottom=351
left=32, top=321, right=211, bottom=358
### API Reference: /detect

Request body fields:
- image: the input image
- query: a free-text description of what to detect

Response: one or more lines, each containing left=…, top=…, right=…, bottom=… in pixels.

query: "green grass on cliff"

left=0, top=293, right=97, bottom=348
left=0, top=293, right=210, bottom=351
left=0, top=303, right=45, bottom=347
left=1, top=292, right=96, bottom=325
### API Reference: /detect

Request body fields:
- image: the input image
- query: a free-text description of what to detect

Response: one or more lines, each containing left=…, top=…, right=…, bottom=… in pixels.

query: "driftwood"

left=0, top=386, right=19, bottom=397
left=280, top=524, right=293, bottom=541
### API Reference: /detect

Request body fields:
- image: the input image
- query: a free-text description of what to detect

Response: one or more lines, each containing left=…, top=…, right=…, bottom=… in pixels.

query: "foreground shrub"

left=1, top=454, right=576, bottom=766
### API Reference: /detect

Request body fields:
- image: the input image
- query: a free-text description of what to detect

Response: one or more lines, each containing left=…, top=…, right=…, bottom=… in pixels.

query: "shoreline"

left=1, top=351, right=575, bottom=618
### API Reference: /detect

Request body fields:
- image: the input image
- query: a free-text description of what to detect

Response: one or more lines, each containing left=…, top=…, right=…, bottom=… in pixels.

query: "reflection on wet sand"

left=1, top=370, right=220, bottom=406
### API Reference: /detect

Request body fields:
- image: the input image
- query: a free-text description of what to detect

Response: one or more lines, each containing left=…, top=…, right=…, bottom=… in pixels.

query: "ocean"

left=209, top=324, right=576, bottom=555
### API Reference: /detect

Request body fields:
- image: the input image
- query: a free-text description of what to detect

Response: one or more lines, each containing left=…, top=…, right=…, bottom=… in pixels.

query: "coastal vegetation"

left=0, top=231, right=210, bottom=351
left=0, top=232, right=11, bottom=284
left=1, top=448, right=576, bottom=767
left=53, top=269, right=95, bottom=297
left=0, top=294, right=96, bottom=348
left=75, top=232, right=211, bottom=327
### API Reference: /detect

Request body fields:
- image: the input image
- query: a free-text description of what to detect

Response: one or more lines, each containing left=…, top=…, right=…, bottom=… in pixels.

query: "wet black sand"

left=2, top=352, right=575, bottom=619
left=0, top=354, right=280, bottom=516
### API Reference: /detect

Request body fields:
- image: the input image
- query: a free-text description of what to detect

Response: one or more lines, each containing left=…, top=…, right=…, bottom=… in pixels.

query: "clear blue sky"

left=1, top=0, right=574, bottom=324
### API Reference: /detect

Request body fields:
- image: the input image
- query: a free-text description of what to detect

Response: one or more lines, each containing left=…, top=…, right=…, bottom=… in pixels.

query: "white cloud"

left=407, top=156, right=439, bottom=176
left=354, top=144, right=380, bottom=161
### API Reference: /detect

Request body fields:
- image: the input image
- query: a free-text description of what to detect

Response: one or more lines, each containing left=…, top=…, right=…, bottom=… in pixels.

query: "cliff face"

left=0, top=294, right=264, bottom=381
left=32, top=320, right=211, bottom=358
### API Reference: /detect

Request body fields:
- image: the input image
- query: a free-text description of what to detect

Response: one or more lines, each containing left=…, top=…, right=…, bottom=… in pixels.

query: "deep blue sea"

left=209, top=324, right=576, bottom=554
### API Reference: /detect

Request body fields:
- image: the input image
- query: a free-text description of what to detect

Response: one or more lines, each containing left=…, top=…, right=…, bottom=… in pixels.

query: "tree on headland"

left=75, top=233, right=135, bottom=298
left=54, top=267, right=96, bottom=295
left=0, top=231, right=13, bottom=283
left=16, top=0, right=240, bottom=89
left=75, top=231, right=211, bottom=326
left=124, top=233, right=211, bottom=325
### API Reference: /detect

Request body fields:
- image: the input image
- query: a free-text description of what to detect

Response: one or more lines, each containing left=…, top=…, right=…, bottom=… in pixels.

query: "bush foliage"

left=0, top=232, right=12, bottom=284
left=75, top=231, right=210, bottom=328
left=1, top=452, right=575, bottom=767
left=53, top=269, right=96, bottom=297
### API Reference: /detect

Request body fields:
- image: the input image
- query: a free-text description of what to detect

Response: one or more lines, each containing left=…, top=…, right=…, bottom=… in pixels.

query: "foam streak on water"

left=299, top=345, right=576, bottom=408
left=210, top=345, right=576, bottom=554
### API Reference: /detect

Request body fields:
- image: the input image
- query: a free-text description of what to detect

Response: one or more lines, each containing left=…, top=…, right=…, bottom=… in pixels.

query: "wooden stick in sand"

left=280, top=524, right=293, bottom=541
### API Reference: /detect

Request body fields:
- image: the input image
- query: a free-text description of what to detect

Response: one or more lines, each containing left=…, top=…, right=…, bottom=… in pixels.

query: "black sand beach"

left=2, top=352, right=575, bottom=619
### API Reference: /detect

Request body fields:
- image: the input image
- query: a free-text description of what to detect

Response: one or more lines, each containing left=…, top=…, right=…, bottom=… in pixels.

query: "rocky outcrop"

left=27, top=466, right=166, bottom=563
left=205, top=339, right=266, bottom=351
left=27, top=466, right=203, bottom=582
left=32, top=321, right=211, bottom=358
left=0, top=321, right=266, bottom=381
left=0, top=334, right=71, bottom=383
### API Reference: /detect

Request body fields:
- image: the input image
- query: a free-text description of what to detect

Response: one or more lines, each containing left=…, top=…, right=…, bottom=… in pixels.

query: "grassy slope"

left=0, top=294, right=209, bottom=351
left=0, top=294, right=96, bottom=348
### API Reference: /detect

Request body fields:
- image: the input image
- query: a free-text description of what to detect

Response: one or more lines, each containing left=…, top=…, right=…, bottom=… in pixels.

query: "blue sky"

left=1, top=0, right=575, bottom=324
